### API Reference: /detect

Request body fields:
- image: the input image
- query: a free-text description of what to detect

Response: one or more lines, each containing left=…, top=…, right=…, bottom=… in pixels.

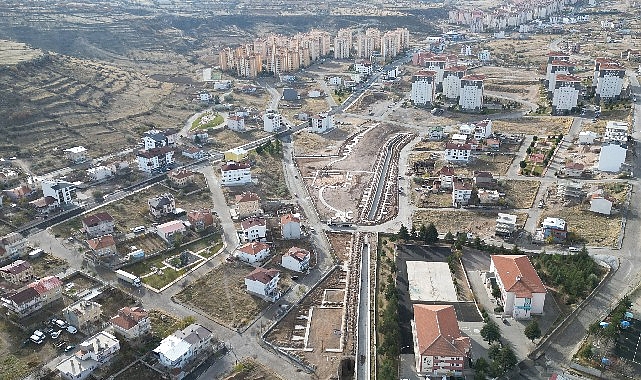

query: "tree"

left=519, top=160, right=527, bottom=169
left=425, top=222, right=438, bottom=244
left=444, top=231, right=454, bottom=243
left=398, top=224, right=410, bottom=241
left=418, top=224, right=428, bottom=242
left=481, top=320, right=501, bottom=344
left=474, top=357, right=490, bottom=380
left=524, top=320, right=541, bottom=342
left=492, top=285, right=502, bottom=299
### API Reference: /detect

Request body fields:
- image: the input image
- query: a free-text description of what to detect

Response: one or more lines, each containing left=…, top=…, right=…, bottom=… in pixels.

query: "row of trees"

left=398, top=223, right=438, bottom=244
left=378, top=272, right=400, bottom=379
left=255, top=139, right=283, bottom=155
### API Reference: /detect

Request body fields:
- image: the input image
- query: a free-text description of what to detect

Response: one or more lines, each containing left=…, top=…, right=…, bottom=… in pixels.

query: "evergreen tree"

left=425, top=222, right=438, bottom=244
left=398, top=224, right=410, bottom=241
left=524, top=320, right=541, bottom=342
left=481, top=320, right=501, bottom=344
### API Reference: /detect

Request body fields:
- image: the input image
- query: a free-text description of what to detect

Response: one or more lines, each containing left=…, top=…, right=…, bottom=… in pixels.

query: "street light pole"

left=227, top=342, right=239, bottom=365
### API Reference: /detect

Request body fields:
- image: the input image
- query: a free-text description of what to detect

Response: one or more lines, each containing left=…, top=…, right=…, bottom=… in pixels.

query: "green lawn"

left=191, top=113, right=223, bottom=131
left=143, top=268, right=187, bottom=290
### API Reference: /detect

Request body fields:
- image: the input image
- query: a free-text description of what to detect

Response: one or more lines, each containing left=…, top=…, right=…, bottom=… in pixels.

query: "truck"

left=115, top=270, right=142, bottom=287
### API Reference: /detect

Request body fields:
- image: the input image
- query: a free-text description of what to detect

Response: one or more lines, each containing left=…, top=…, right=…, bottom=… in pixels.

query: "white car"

left=66, top=325, right=77, bottom=334
left=51, top=330, right=62, bottom=339
left=30, top=330, right=46, bottom=344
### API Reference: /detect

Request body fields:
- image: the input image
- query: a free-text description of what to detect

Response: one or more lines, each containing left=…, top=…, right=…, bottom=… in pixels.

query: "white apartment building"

left=595, top=64, right=625, bottom=100
left=42, top=179, right=76, bottom=206
left=547, top=60, right=576, bottom=92
left=263, top=109, right=283, bottom=132
left=444, top=143, right=472, bottom=163
left=153, top=324, right=212, bottom=369
left=56, top=331, right=120, bottom=380
left=452, top=180, right=473, bottom=206
left=410, top=70, right=437, bottom=105
left=442, top=66, right=467, bottom=99
left=495, top=213, right=518, bottom=237
left=220, top=162, right=252, bottom=186
left=136, top=147, right=175, bottom=174
left=354, top=60, right=373, bottom=76
left=245, top=267, right=281, bottom=301
left=227, top=115, right=246, bottom=132
left=235, top=242, right=270, bottom=264
left=310, top=113, right=335, bottom=134
left=240, top=217, right=267, bottom=242
left=281, top=247, right=311, bottom=273
left=423, top=56, right=447, bottom=85
left=334, top=37, right=351, bottom=59
left=489, top=255, right=546, bottom=319
left=356, top=33, right=375, bottom=59
left=552, top=74, right=581, bottom=113
left=459, top=75, right=484, bottom=111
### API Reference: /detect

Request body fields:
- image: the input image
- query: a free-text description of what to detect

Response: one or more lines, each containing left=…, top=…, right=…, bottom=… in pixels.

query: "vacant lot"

left=281, top=97, right=329, bottom=121
left=413, top=209, right=528, bottom=238
left=249, top=150, right=290, bottom=200
left=224, top=359, right=284, bottom=380
left=326, top=231, right=353, bottom=262
left=114, top=361, right=161, bottom=380
left=540, top=206, right=622, bottom=247
left=175, top=261, right=269, bottom=329
left=500, top=179, right=540, bottom=209
left=293, top=126, right=357, bottom=156
left=208, top=128, right=270, bottom=152
left=493, top=117, right=573, bottom=135
left=469, top=153, right=515, bottom=175
left=31, top=253, right=69, bottom=278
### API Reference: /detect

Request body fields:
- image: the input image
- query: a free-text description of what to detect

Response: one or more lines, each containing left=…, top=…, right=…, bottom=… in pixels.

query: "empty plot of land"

left=493, top=117, right=573, bottom=135
left=406, top=261, right=457, bottom=302
left=308, top=307, right=344, bottom=351
left=414, top=210, right=528, bottom=239
left=540, top=206, right=622, bottom=247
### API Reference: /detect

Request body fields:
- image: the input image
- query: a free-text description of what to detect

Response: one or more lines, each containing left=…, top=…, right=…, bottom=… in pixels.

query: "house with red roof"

left=281, top=247, right=310, bottom=273
left=412, top=304, right=471, bottom=376
left=232, top=192, right=261, bottom=220
left=244, top=268, right=281, bottom=301
left=489, top=255, right=546, bottom=319
left=86, top=235, right=117, bottom=258
left=235, top=242, right=270, bottom=264
left=280, top=213, right=301, bottom=240
left=240, top=217, right=267, bottom=242
left=82, top=212, right=115, bottom=238
left=0, top=259, right=34, bottom=284
left=187, top=209, right=216, bottom=231
left=1, top=276, right=63, bottom=316
left=110, top=306, right=150, bottom=340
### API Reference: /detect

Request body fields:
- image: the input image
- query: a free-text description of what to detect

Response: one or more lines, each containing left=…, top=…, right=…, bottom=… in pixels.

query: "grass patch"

left=191, top=112, right=223, bottom=131
left=375, top=234, right=399, bottom=378
left=143, top=267, right=186, bottom=289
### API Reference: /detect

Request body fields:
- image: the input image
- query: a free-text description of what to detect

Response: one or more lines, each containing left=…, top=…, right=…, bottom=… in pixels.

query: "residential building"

left=168, top=169, right=196, bottom=188
left=434, top=166, right=454, bottom=190
left=410, top=70, right=437, bottom=105
left=578, top=131, right=598, bottom=145
left=356, top=33, right=375, bottom=59
left=148, top=193, right=176, bottom=218
left=452, top=180, right=473, bottom=206
left=590, top=195, right=613, bottom=215
left=281, top=247, right=311, bottom=273
left=459, top=75, right=484, bottom=111
left=478, top=189, right=500, bottom=204
left=142, top=129, right=176, bottom=150
left=444, top=143, right=472, bottom=163
left=220, top=162, right=252, bottom=186
left=495, top=213, right=517, bottom=237
left=354, top=60, right=373, bottom=76
left=137, top=146, right=175, bottom=174
left=63, top=300, right=102, bottom=332
left=240, top=217, right=267, bottom=242
left=541, top=217, right=567, bottom=242
left=87, top=235, right=117, bottom=258
left=227, top=115, right=246, bottom=132
left=56, top=331, right=120, bottom=380
left=224, top=147, right=248, bottom=162
left=187, top=209, right=216, bottom=231
left=598, top=144, right=627, bottom=172
left=3, top=184, right=36, bottom=202
left=563, top=162, right=585, bottom=178
left=489, top=255, right=546, bottom=319
left=423, top=55, right=448, bottom=85
left=64, top=146, right=88, bottom=163
left=245, top=267, right=281, bottom=301
left=110, top=306, right=151, bottom=340
left=604, top=121, right=628, bottom=145
left=235, top=242, right=270, bottom=264
left=0, top=232, right=27, bottom=261
left=594, top=58, right=625, bottom=100
left=87, top=165, right=115, bottom=181
left=42, top=179, right=76, bottom=206
left=156, top=221, right=186, bottom=243
left=281, top=213, right=301, bottom=239
left=181, top=146, right=206, bottom=160
left=412, top=304, right=471, bottom=377
left=459, top=119, right=492, bottom=140
left=473, top=171, right=494, bottom=186
left=546, top=51, right=570, bottom=81
left=153, top=324, right=212, bottom=370
left=232, top=192, right=261, bottom=220
left=310, top=113, right=335, bottom=134
left=263, top=109, right=283, bottom=132
left=0, top=260, right=34, bottom=284
left=334, top=36, right=351, bottom=59
left=82, top=212, right=115, bottom=237
left=1, top=276, right=63, bottom=316
left=556, top=180, right=586, bottom=199
left=552, top=74, right=581, bottom=113
left=546, top=59, right=575, bottom=92
left=427, top=126, right=444, bottom=141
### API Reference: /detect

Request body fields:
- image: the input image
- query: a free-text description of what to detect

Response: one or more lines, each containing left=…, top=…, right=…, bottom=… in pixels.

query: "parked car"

left=64, top=344, right=76, bottom=352
left=54, top=319, right=67, bottom=329
left=30, top=330, right=46, bottom=344
left=51, top=330, right=62, bottom=339
left=66, top=325, right=77, bottom=334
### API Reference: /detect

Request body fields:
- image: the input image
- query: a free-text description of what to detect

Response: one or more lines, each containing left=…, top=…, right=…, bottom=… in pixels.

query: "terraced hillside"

left=0, top=50, right=193, bottom=174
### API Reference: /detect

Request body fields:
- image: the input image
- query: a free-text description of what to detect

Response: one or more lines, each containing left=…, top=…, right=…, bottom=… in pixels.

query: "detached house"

left=153, top=324, right=213, bottom=370
left=187, top=209, right=216, bottom=231
left=235, top=242, right=271, bottom=264
left=56, top=331, right=120, bottom=380
left=227, top=115, right=246, bottom=132
left=245, top=268, right=281, bottom=302
left=541, top=217, right=567, bottom=242
left=310, top=113, right=335, bottom=134
left=63, top=300, right=102, bottom=333
left=148, top=193, right=176, bottom=218
left=0, top=232, right=27, bottom=262
left=232, top=192, right=261, bottom=220
left=452, top=180, right=473, bottom=207
left=0, top=260, right=34, bottom=284
left=3, top=184, right=36, bottom=202
left=263, top=109, right=283, bottom=132
left=489, top=255, right=546, bottom=319
left=86, top=235, right=117, bottom=258
left=220, top=162, right=252, bottom=186
left=64, top=146, right=88, bottom=163
left=280, top=213, right=301, bottom=239
left=240, top=217, right=267, bottom=242
left=444, top=143, right=471, bottom=163
left=281, top=247, right=311, bottom=273
left=82, top=212, right=115, bottom=237
left=110, top=306, right=151, bottom=340
left=1, top=276, right=63, bottom=316
left=156, top=221, right=186, bottom=243
left=412, top=304, right=471, bottom=377
left=136, top=146, right=175, bottom=174
left=168, top=169, right=196, bottom=188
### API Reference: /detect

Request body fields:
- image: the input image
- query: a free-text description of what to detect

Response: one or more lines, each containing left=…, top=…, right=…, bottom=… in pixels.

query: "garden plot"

left=175, top=261, right=272, bottom=329
left=326, top=231, right=354, bottom=262
left=264, top=267, right=351, bottom=380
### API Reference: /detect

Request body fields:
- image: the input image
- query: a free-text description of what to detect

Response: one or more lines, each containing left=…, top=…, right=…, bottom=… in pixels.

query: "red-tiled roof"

left=555, top=74, right=581, bottom=82
left=168, top=169, right=195, bottom=180
left=28, top=276, right=62, bottom=295
left=241, top=217, right=266, bottom=230
left=445, top=142, right=471, bottom=150
left=491, top=255, right=546, bottom=297
left=235, top=192, right=260, bottom=203
left=462, top=74, right=485, bottom=81
left=413, top=304, right=470, bottom=357
left=245, top=267, right=279, bottom=284
left=137, top=146, right=174, bottom=159
left=238, top=242, right=270, bottom=256
left=284, top=247, right=310, bottom=262
left=221, top=162, right=250, bottom=171
left=444, top=65, right=467, bottom=72
left=82, top=212, right=114, bottom=227
left=110, top=306, right=148, bottom=330
left=280, top=213, right=300, bottom=225
left=415, top=70, right=437, bottom=77
left=438, top=166, right=455, bottom=176
left=187, top=209, right=214, bottom=226
left=87, top=235, right=116, bottom=250
left=0, top=260, right=31, bottom=275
